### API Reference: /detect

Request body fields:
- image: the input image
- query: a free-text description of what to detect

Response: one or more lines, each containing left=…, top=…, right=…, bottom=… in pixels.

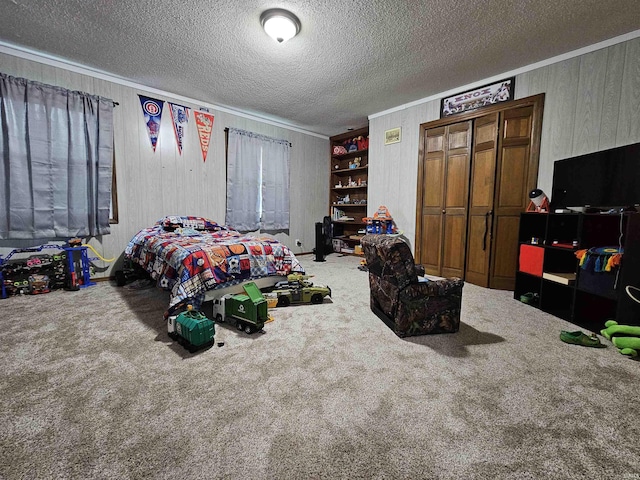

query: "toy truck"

left=270, top=273, right=331, bottom=306
left=167, top=305, right=215, bottom=353
left=210, top=282, right=269, bottom=334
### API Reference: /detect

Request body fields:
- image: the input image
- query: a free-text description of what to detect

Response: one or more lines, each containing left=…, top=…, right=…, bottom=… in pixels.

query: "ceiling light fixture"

left=260, top=8, right=301, bottom=43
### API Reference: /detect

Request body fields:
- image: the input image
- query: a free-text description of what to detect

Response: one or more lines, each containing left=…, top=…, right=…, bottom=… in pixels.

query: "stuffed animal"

left=600, top=320, right=640, bottom=357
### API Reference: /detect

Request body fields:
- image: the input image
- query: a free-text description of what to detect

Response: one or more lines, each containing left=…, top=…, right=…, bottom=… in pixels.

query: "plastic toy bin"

left=519, top=244, right=544, bottom=277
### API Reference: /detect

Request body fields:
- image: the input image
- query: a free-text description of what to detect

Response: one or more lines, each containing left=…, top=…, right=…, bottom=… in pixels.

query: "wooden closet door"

left=415, top=94, right=544, bottom=289
left=417, top=122, right=471, bottom=277
left=418, top=126, right=446, bottom=274
left=416, top=122, right=471, bottom=277
left=441, top=122, right=472, bottom=278
left=490, top=105, right=536, bottom=290
left=465, top=113, right=499, bottom=287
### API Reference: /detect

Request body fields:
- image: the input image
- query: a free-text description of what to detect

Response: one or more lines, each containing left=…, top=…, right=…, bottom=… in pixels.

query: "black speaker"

left=322, top=216, right=333, bottom=254
left=313, top=221, right=326, bottom=262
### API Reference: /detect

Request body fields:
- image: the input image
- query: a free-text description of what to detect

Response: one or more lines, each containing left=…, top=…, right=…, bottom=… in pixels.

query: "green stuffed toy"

left=600, top=320, right=640, bottom=357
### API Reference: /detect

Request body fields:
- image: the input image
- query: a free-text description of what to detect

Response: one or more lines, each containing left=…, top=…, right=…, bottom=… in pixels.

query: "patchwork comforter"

left=124, top=217, right=304, bottom=311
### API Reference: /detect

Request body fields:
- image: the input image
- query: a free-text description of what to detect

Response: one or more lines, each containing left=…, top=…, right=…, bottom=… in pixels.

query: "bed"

left=124, top=216, right=305, bottom=312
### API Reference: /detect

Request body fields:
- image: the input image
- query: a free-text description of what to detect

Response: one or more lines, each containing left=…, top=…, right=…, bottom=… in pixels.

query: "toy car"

left=270, top=274, right=331, bottom=306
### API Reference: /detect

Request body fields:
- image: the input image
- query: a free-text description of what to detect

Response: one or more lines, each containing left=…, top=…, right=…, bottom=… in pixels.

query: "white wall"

left=369, top=36, right=640, bottom=251
left=0, top=50, right=329, bottom=277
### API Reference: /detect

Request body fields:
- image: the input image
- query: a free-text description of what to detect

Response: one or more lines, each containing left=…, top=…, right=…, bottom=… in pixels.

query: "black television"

left=551, top=142, right=640, bottom=210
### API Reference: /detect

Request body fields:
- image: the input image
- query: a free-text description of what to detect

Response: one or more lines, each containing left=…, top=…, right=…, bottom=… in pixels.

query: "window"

left=0, top=72, right=115, bottom=239
left=225, top=128, right=290, bottom=233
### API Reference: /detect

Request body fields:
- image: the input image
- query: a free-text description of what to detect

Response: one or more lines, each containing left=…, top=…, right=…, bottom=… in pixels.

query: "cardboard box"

left=519, top=244, right=544, bottom=276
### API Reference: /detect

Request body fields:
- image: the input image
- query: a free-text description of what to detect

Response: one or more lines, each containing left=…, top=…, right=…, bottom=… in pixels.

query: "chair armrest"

left=404, top=277, right=463, bottom=297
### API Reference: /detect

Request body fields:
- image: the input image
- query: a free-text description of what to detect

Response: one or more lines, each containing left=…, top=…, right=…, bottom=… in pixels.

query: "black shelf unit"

left=514, top=212, right=640, bottom=331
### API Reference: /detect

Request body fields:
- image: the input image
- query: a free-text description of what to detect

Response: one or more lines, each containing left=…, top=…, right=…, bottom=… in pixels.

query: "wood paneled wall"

left=0, top=51, right=329, bottom=276
left=369, top=36, right=640, bottom=253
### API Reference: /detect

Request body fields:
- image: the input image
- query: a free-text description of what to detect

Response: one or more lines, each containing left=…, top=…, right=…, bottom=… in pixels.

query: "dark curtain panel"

left=0, top=72, right=114, bottom=239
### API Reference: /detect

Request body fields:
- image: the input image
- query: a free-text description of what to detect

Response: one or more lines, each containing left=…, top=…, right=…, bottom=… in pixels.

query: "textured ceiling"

left=0, top=0, right=639, bottom=136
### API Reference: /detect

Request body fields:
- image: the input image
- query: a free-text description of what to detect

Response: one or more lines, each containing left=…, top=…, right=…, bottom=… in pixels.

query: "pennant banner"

left=168, top=102, right=189, bottom=155
left=194, top=110, right=215, bottom=162
left=138, top=95, right=164, bottom=152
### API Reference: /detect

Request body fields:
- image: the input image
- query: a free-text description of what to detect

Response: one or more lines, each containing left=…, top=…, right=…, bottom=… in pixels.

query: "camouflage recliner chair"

left=361, top=234, right=464, bottom=337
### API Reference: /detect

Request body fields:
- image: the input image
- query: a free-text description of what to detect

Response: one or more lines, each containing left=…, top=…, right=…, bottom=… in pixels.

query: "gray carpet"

left=1, top=254, right=639, bottom=480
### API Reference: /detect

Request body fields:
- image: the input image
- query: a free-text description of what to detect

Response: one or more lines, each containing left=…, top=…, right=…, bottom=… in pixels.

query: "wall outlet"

left=296, top=239, right=302, bottom=247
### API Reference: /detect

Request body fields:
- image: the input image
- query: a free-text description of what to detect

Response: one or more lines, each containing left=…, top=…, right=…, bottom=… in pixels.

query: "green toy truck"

left=167, top=305, right=215, bottom=353
left=270, top=273, right=331, bottom=307
left=210, top=282, right=269, bottom=334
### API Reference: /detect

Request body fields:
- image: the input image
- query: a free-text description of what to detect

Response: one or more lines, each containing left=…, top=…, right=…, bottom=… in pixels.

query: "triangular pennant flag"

left=168, top=102, right=189, bottom=155
left=194, top=110, right=214, bottom=162
left=138, top=95, right=164, bottom=152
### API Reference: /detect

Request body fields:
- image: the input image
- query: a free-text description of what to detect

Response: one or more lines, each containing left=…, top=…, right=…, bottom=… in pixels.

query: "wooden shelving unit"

left=329, top=126, right=369, bottom=254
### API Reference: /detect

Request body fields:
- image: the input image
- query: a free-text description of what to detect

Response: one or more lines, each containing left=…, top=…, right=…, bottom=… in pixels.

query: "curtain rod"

left=224, top=127, right=292, bottom=147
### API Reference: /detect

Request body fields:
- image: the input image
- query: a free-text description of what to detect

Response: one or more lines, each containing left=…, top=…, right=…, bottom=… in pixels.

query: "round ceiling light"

left=260, top=8, right=301, bottom=43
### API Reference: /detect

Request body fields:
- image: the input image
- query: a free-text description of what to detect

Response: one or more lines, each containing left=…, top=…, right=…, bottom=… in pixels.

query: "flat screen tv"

left=551, top=142, right=640, bottom=210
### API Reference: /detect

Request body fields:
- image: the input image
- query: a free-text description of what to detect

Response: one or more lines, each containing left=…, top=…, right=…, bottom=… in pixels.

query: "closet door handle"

left=442, top=209, right=446, bottom=214
left=483, top=210, right=493, bottom=251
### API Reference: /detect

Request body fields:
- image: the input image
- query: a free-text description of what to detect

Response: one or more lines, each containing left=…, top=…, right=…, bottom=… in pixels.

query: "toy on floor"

left=600, top=320, right=640, bottom=357
left=210, top=282, right=270, bottom=334
left=167, top=304, right=215, bottom=353
left=559, top=330, right=605, bottom=348
left=269, top=273, right=331, bottom=306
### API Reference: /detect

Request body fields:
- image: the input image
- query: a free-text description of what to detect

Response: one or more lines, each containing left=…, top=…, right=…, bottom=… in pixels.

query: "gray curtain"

left=0, top=72, right=114, bottom=239
left=226, top=128, right=290, bottom=233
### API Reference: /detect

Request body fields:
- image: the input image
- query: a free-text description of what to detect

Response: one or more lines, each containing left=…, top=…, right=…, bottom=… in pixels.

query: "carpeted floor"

left=1, top=254, right=639, bottom=479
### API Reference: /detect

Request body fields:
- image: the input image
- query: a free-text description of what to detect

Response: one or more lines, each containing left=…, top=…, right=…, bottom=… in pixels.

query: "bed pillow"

left=157, top=215, right=226, bottom=232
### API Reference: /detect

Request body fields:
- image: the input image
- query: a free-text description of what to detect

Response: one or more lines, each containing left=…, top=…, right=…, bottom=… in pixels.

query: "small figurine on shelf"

left=526, top=189, right=549, bottom=213
left=357, top=135, right=368, bottom=150
left=363, top=205, right=397, bottom=235
left=343, top=139, right=354, bottom=152
left=353, top=157, right=361, bottom=168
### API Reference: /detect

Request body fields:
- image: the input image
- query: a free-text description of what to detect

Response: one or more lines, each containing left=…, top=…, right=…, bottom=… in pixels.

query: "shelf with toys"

left=329, top=126, right=369, bottom=253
